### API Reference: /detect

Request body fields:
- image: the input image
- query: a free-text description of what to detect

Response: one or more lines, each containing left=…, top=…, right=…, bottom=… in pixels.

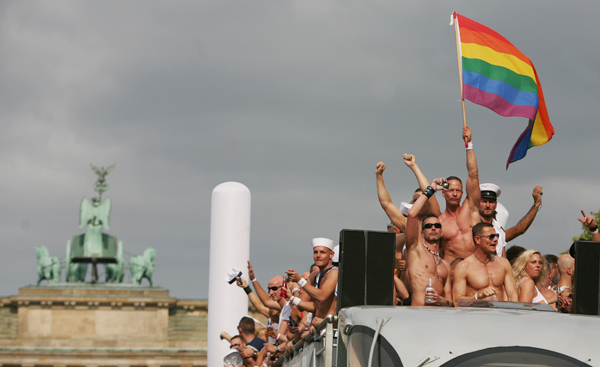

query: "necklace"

left=422, top=243, right=442, bottom=281
left=474, top=253, right=492, bottom=267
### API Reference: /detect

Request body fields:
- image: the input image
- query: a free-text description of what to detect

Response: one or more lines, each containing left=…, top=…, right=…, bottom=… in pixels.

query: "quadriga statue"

left=35, top=246, right=61, bottom=284
left=129, top=248, right=156, bottom=286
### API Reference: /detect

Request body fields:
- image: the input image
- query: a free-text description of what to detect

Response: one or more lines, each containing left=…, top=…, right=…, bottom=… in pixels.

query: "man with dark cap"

left=478, top=183, right=543, bottom=258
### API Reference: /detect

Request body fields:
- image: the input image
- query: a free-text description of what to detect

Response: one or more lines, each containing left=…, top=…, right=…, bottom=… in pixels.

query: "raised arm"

left=403, top=154, right=441, bottom=216
left=505, top=186, right=543, bottom=242
left=406, top=179, right=446, bottom=246
left=236, top=276, right=270, bottom=317
left=247, top=261, right=282, bottom=311
left=376, top=161, right=407, bottom=231
left=463, top=126, right=481, bottom=221
left=578, top=210, right=600, bottom=242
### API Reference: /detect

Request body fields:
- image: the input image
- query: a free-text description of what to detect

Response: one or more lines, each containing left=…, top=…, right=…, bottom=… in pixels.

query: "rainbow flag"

left=452, top=12, right=554, bottom=168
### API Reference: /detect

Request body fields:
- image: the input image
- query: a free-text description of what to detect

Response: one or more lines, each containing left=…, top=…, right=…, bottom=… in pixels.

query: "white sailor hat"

left=332, top=245, right=339, bottom=263
left=312, top=238, right=335, bottom=251
left=480, top=183, right=501, bottom=200
left=399, top=202, right=413, bottom=217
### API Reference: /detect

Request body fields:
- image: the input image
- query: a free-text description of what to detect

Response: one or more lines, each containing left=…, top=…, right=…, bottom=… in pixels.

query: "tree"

left=572, top=209, right=600, bottom=241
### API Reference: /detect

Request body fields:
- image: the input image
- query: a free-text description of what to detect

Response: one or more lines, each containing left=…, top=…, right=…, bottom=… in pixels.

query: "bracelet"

left=251, top=279, right=258, bottom=282
left=291, top=288, right=300, bottom=294
left=591, top=227, right=599, bottom=234
left=474, top=292, right=478, bottom=300
left=298, top=278, right=308, bottom=288
left=423, top=186, right=435, bottom=199
left=291, top=296, right=301, bottom=306
left=466, top=141, right=473, bottom=150
left=244, top=286, right=252, bottom=295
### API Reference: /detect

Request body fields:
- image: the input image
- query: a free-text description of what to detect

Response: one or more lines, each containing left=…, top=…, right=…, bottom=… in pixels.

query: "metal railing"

left=275, top=315, right=337, bottom=367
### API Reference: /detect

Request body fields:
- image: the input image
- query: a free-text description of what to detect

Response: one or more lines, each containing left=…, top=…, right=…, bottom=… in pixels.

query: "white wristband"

left=251, top=279, right=258, bottom=282
left=592, top=228, right=599, bottom=234
left=291, top=288, right=300, bottom=294
left=291, top=296, right=301, bottom=306
left=475, top=292, right=478, bottom=300
left=466, top=141, right=473, bottom=150
left=298, top=278, right=308, bottom=288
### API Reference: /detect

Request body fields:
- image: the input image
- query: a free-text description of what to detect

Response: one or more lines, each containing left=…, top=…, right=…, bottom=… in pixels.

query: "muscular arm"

left=403, top=154, right=441, bottom=216
left=463, top=126, right=481, bottom=222
left=452, top=261, right=469, bottom=306
left=505, top=187, right=542, bottom=242
left=376, top=162, right=407, bottom=231
left=237, top=276, right=271, bottom=317
left=301, top=270, right=338, bottom=303
left=247, top=261, right=282, bottom=311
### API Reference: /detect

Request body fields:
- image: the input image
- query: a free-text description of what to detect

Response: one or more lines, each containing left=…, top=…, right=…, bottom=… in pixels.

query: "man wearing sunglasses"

left=452, top=222, right=518, bottom=304
left=479, top=183, right=543, bottom=258
left=405, top=179, right=452, bottom=306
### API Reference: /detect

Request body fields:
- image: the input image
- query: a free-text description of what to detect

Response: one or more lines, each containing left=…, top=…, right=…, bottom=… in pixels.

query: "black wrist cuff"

left=590, top=226, right=598, bottom=232
left=423, top=186, right=435, bottom=198
left=244, top=286, right=252, bottom=295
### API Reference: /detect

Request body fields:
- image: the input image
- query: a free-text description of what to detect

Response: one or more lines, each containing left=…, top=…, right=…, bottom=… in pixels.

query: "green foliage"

left=572, top=209, right=600, bottom=241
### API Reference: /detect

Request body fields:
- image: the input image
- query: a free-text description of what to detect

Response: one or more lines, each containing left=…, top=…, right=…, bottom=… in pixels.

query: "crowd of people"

left=220, top=125, right=598, bottom=367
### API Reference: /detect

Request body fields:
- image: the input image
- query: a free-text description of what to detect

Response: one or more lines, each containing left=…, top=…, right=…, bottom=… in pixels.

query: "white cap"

left=312, top=237, right=335, bottom=251
left=399, top=202, right=413, bottom=217
left=332, top=245, right=339, bottom=263
left=480, top=183, right=501, bottom=199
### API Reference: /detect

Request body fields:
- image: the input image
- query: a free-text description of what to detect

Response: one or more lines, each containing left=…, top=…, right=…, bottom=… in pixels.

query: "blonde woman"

left=512, top=250, right=550, bottom=304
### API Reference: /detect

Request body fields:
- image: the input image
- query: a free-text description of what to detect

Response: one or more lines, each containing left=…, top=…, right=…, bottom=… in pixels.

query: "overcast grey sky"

left=1, top=1, right=599, bottom=299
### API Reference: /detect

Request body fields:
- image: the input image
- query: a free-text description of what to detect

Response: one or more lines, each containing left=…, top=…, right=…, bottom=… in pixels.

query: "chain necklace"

left=422, top=243, right=442, bottom=281
left=474, top=253, right=492, bottom=267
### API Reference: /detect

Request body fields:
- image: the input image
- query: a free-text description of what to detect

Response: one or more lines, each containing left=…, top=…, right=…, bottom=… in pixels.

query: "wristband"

left=475, top=293, right=478, bottom=300
left=244, top=286, right=252, bottom=295
left=291, top=288, right=300, bottom=294
left=291, top=296, right=301, bottom=306
left=466, top=141, right=473, bottom=150
left=591, top=227, right=599, bottom=234
left=423, top=186, right=435, bottom=199
left=298, top=278, right=308, bottom=288
left=251, top=279, right=258, bottom=282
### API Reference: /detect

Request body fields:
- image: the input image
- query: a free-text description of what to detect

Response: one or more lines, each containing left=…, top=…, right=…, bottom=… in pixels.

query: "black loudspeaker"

left=337, top=229, right=395, bottom=312
left=571, top=240, right=600, bottom=315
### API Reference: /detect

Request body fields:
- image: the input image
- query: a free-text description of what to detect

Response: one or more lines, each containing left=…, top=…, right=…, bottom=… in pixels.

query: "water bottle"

left=266, top=318, right=273, bottom=338
left=425, top=278, right=435, bottom=304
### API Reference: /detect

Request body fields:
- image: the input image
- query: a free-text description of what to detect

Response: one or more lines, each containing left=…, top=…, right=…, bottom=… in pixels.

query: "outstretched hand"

left=375, top=161, right=386, bottom=175
left=285, top=269, right=301, bottom=283
left=247, top=261, right=256, bottom=281
left=578, top=210, right=597, bottom=229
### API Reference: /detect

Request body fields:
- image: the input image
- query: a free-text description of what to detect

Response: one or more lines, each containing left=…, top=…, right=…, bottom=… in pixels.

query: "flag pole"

left=452, top=12, right=468, bottom=147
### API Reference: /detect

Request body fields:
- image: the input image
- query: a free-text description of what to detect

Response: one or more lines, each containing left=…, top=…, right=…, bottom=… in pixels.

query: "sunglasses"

left=423, top=223, right=442, bottom=229
left=479, top=233, right=500, bottom=240
left=267, top=286, right=281, bottom=292
left=230, top=343, right=241, bottom=349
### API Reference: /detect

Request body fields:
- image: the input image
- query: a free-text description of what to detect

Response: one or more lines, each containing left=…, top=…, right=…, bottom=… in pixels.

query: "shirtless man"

left=376, top=154, right=441, bottom=284
left=453, top=222, right=518, bottom=305
left=556, top=254, right=574, bottom=313
left=405, top=179, right=452, bottom=306
left=439, top=126, right=481, bottom=264
left=286, top=238, right=338, bottom=328
left=479, top=183, right=543, bottom=258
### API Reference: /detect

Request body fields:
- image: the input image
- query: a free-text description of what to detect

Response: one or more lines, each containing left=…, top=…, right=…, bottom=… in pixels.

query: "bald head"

left=558, top=254, right=574, bottom=274
left=268, top=275, right=283, bottom=287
